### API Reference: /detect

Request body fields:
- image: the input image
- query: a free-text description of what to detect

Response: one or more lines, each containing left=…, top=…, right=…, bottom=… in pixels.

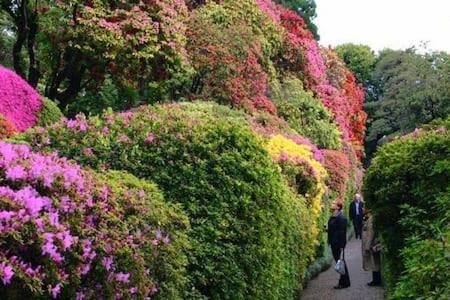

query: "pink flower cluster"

left=0, top=141, right=163, bottom=298
left=254, top=2, right=367, bottom=152
left=0, top=65, right=42, bottom=132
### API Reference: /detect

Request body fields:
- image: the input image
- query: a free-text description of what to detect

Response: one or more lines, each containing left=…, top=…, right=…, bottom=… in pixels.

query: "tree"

left=335, top=43, right=375, bottom=87
left=364, top=49, right=450, bottom=161
left=0, top=0, right=41, bottom=87
left=0, top=10, right=14, bottom=68
left=273, top=0, right=319, bottom=39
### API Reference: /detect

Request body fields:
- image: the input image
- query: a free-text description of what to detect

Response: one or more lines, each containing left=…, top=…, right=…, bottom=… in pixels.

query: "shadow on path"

left=301, top=238, right=384, bottom=300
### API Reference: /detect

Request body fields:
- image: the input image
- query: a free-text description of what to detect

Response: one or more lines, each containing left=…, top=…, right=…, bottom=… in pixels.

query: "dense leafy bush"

left=270, top=78, right=341, bottom=149
left=37, top=98, right=63, bottom=127
left=392, top=230, right=450, bottom=299
left=363, top=125, right=449, bottom=298
left=0, top=141, right=189, bottom=299
left=19, top=102, right=317, bottom=299
left=0, top=65, right=42, bottom=132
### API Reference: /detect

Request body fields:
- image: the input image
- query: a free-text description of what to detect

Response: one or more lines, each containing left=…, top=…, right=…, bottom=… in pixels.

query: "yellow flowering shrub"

left=264, top=134, right=328, bottom=246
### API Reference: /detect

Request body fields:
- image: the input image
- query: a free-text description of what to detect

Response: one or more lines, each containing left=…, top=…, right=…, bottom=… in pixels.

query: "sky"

left=315, top=0, right=450, bottom=53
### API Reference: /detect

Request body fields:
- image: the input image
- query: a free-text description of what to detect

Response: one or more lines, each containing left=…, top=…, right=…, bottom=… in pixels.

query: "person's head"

left=355, top=193, right=362, bottom=201
left=331, top=202, right=343, bottom=213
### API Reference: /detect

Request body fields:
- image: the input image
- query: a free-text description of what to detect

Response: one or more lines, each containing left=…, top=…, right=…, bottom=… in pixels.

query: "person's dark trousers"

left=331, top=244, right=341, bottom=262
left=353, top=215, right=363, bottom=239
left=331, top=245, right=351, bottom=287
left=372, top=271, right=381, bottom=285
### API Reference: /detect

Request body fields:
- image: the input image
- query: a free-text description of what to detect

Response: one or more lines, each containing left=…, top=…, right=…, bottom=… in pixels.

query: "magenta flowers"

left=0, top=141, right=172, bottom=298
left=0, top=65, right=42, bottom=132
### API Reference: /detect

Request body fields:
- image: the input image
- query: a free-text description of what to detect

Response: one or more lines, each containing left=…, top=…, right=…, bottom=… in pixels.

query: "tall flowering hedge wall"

left=0, top=66, right=42, bottom=132
left=0, top=0, right=368, bottom=297
left=0, top=142, right=189, bottom=299
left=17, top=102, right=328, bottom=298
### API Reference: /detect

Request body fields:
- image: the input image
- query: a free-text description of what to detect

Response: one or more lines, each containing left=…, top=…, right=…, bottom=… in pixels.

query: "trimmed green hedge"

left=99, top=170, right=190, bottom=299
left=18, top=102, right=316, bottom=299
left=37, top=98, right=63, bottom=127
left=363, top=124, right=450, bottom=298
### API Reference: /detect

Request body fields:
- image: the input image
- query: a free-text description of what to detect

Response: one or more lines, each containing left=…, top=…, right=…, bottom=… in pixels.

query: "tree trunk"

left=27, top=9, right=40, bottom=88
left=12, top=19, right=26, bottom=79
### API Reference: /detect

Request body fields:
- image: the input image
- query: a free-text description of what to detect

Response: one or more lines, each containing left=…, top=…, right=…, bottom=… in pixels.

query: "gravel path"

left=301, top=238, right=384, bottom=300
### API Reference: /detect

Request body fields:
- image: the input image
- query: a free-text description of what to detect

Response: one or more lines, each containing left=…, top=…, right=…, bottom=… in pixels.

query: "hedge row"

left=16, top=102, right=327, bottom=299
left=363, top=121, right=450, bottom=299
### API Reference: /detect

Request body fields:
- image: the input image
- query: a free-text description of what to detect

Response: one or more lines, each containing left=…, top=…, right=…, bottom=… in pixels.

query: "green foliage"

left=19, top=102, right=316, bottom=299
left=0, top=11, right=14, bottom=68
left=35, top=0, right=193, bottom=108
left=364, top=49, right=450, bottom=162
left=363, top=127, right=450, bottom=297
left=335, top=43, right=375, bottom=85
left=392, top=230, right=450, bottom=299
left=99, top=170, right=190, bottom=300
left=36, top=97, right=63, bottom=126
left=65, top=76, right=137, bottom=117
left=270, top=78, right=342, bottom=149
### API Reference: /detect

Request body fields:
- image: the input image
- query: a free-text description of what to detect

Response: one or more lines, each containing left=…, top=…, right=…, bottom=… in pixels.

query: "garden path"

left=301, top=237, right=384, bottom=300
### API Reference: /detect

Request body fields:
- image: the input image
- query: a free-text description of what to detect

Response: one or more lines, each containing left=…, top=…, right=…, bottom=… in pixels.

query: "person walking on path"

left=349, top=194, right=364, bottom=239
left=362, top=210, right=382, bottom=286
left=327, top=202, right=350, bottom=289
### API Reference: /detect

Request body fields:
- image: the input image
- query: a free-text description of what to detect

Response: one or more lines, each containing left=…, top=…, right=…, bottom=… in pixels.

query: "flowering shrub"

left=321, top=48, right=367, bottom=152
left=363, top=126, right=449, bottom=297
left=187, top=0, right=282, bottom=113
left=0, top=142, right=189, bottom=299
left=0, top=115, right=16, bottom=139
left=0, top=65, right=42, bottom=132
left=322, top=150, right=350, bottom=202
left=270, top=78, right=342, bottom=149
left=255, top=1, right=367, bottom=156
left=264, top=134, right=326, bottom=245
left=18, top=102, right=315, bottom=298
left=40, top=0, right=192, bottom=105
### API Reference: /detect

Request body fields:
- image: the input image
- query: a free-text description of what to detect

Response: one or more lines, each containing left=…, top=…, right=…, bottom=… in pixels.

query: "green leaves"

left=270, top=77, right=342, bottom=149
left=20, top=102, right=317, bottom=299
left=363, top=126, right=450, bottom=298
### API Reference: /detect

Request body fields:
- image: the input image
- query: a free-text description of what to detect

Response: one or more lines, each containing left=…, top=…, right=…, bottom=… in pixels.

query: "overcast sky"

left=315, top=0, right=450, bottom=53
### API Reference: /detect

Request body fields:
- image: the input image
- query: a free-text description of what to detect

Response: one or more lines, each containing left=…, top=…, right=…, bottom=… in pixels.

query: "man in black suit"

left=349, top=193, right=364, bottom=239
left=328, top=202, right=350, bottom=289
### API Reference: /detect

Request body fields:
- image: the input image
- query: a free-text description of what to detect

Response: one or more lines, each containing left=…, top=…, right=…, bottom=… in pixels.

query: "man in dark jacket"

left=328, top=202, right=350, bottom=289
left=349, top=193, right=364, bottom=239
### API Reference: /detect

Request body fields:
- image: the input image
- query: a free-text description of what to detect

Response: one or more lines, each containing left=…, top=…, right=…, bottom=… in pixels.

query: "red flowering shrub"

left=322, top=150, right=350, bottom=202
left=0, top=66, right=42, bottom=132
left=187, top=0, right=283, bottom=114
left=321, top=48, right=367, bottom=154
left=0, top=142, right=188, bottom=299
left=0, top=115, right=17, bottom=139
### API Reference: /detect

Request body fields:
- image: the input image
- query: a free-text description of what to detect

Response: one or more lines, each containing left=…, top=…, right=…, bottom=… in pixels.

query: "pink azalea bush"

left=255, top=1, right=367, bottom=154
left=0, top=141, right=188, bottom=299
left=0, top=66, right=42, bottom=132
